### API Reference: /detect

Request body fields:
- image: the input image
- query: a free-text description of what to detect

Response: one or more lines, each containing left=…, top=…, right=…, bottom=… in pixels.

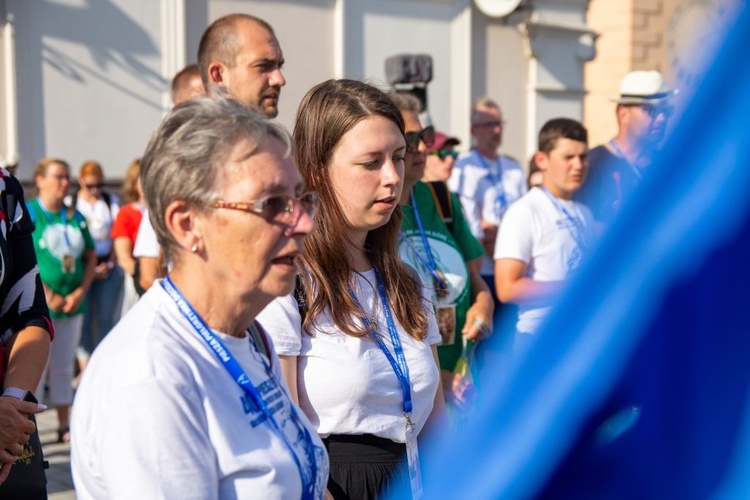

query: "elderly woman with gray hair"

left=70, top=96, right=329, bottom=499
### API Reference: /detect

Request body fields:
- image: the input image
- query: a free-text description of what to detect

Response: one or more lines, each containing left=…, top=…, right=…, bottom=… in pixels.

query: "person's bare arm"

left=495, top=258, right=562, bottom=305
left=4, top=326, right=50, bottom=393
left=278, top=355, right=299, bottom=406
left=138, top=256, right=160, bottom=291
left=42, top=283, right=65, bottom=314
left=462, top=256, right=494, bottom=340
left=479, top=220, right=498, bottom=258
left=63, top=248, right=96, bottom=314
left=0, top=326, right=50, bottom=481
left=113, top=237, right=136, bottom=276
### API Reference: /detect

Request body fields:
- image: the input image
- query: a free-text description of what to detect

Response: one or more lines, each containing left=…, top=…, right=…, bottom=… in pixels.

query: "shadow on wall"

left=36, top=0, right=166, bottom=107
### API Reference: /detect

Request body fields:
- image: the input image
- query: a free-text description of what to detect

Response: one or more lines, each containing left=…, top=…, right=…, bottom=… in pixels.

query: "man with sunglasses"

left=423, top=131, right=461, bottom=183
left=448, top=98, right=527, bottom=316
left=577, top=71, right=678, bottom=229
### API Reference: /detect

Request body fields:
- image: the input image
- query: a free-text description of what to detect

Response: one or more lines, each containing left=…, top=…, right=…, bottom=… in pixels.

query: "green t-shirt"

left=399, top=181, right=484, bottom=370
left=28, top=198, right=95, bottom=318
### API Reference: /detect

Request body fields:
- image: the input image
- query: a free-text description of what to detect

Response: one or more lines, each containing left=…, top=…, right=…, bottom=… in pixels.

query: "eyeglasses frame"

left=209, top=191, right=319, bottom=226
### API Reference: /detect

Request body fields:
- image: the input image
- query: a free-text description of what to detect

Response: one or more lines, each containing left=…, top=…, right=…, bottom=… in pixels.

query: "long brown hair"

left=294, top=79, right=428, bottom=340
left=122, top=159, right=141, bottom=203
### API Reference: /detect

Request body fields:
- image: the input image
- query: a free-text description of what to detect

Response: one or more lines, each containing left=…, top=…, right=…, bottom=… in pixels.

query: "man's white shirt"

left=494, top=187, right=595, bottom=334
left=448, top=149, right=527, bottom=275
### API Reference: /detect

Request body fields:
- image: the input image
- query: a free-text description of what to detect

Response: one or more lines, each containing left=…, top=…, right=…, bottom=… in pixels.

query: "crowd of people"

left=0, top=10, right=679, bottom=499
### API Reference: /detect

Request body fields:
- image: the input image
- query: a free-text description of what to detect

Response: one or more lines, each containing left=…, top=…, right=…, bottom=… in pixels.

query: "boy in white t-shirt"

left=494, top=118, right=595, bottom=341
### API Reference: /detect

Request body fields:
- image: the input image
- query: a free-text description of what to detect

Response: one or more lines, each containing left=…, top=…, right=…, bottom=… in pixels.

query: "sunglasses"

left=429, top=150, right=459, bottom=160
left=404, top=126, right=435, bottom=153
left=630, top=103, right=675, bottom=119
left=210, top=191, right=319, bottom=227
left=83, top=183, right=103, bottom=190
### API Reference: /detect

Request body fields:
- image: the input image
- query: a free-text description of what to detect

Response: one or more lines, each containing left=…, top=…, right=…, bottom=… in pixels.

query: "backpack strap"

left=102, top=191, right=112, bottom=211
left=72, top=190, right=112, bottom=212
left=427, top=181, right=454, bottom=232
left=248, top=321, right=273, bottom=369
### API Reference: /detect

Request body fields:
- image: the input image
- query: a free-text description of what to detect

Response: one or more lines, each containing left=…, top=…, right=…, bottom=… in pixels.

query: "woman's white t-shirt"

left=257, top=269, right=441, bottom=443
left=71, top=283, right=329, bottom=499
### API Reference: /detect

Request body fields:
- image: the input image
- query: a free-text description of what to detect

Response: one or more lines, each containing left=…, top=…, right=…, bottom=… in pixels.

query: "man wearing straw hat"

left=577, top=71, right=678, bottom=228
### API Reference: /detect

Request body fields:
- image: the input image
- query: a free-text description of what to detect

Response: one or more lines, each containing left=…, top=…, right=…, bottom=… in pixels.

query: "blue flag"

left=406, top=3, right=750, bottom=498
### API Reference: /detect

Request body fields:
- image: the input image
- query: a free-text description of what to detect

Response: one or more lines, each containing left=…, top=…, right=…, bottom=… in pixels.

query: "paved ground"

left=37, top=408, right=76, bottom=499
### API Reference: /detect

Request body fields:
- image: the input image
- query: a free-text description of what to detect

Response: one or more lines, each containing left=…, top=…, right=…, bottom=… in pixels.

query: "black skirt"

left=323, top=434, right=409, bottom=500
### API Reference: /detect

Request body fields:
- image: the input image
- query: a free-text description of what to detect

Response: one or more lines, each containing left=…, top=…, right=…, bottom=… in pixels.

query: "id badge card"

left=405, top=418, right=424, bottom=500
left=62, top=254, right=75, bottom=273
left=436, top=304, right=456, bottom=346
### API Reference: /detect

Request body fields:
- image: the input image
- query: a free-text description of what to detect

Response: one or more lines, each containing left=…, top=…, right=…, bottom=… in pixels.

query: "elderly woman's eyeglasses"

left=210, top=192, right=318, bottom=226
left=404, top=126, right=435, bottom=153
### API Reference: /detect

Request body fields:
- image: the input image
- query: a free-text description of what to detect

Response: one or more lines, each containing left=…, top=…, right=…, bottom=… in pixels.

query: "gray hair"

left=470, top=97, right=501, bottom=124
left=140, top=94, right=292, bottom=263
left=387, top=91, right=422, bottom=113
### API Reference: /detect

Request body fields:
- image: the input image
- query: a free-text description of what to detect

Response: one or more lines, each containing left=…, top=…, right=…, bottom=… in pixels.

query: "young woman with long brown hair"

left=258, top=79, right=446, bottom=499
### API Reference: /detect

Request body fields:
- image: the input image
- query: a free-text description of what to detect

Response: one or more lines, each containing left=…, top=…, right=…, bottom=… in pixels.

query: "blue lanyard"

left=609, top=139, right=643, bottom=181
left=539, top=186, right=588, bottom=253
left=160, top=276, right=318, bottom=500
left=348, top=266, right=413, bottom=416
left=401, top=191, right=448, bottom=294
left=474, top=149, right=507, bottom=213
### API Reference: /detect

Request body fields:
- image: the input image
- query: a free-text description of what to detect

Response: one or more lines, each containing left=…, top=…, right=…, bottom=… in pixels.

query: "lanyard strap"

left=608, top=139, right=643, bottom=181
left=402, top=191, right=448, bottom=293
left=38, top=201, right=73, bottom=250
left=474, top=149, right=507, bottom=213
left=160, top=276, right=318, bottom=500
left=539, top=186, right=588, bottom=253
left=348, top=267, right=413, bottom=416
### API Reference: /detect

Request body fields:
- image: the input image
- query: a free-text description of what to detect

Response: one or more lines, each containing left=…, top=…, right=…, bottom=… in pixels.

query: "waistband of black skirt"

left=322, top=434, right=406, bottom=463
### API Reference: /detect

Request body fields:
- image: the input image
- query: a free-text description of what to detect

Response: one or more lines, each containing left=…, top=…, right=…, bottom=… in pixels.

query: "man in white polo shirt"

left=448, top=97, right=526, bottom=318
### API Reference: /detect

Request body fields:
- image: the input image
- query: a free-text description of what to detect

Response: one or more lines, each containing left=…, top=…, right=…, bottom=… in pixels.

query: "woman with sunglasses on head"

left=389, top=93, right=494, bottom=426
left=257, top=79, right=446, bottom=500
left=71, top=96, right=329, bottom=499
left=74, top=161, right=124, bottom=373
left=422, top=131, right=460, bottom=183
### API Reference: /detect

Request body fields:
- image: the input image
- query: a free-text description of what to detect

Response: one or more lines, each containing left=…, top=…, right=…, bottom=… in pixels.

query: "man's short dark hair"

left=197, top=14, right=275, bottom=87
left=538, top=118, right=588, bottom=154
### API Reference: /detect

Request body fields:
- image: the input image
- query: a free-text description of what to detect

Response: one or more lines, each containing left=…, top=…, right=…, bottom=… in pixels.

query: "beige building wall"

left=584, top=0, right=635, bottom=147
left=585, top=0, right=736, bottom=147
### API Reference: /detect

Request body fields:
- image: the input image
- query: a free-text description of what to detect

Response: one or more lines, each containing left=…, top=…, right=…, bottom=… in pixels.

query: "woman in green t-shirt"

left=390, top=93, right=495, bottom=424
left=27, top=158, right=95, bottom=443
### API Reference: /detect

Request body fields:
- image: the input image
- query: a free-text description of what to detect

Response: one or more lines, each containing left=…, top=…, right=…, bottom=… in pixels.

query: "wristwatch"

left=2, top=387, right=38, bottom=403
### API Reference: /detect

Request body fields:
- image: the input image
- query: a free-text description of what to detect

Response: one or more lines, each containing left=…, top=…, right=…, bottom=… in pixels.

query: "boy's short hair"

left=538, top=118, right=588, bottom=154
